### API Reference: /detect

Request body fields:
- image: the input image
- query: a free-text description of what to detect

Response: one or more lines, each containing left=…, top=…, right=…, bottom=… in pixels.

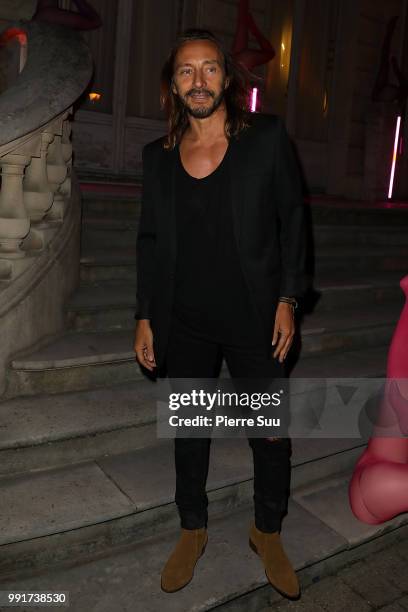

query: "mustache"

left=186, top=88, right=215, bottom=98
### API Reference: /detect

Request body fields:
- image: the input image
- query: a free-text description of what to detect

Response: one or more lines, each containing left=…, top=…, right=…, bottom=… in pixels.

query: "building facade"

left=70, top=0, right=408, bottom=200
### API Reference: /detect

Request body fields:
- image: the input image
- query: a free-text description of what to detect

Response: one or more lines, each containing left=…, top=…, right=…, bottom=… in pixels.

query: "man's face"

left=172, top=39, right=229, bottom=119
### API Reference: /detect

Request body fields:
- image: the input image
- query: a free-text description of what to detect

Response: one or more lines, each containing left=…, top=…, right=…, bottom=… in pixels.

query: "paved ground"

left=261, top=534, right=408, bottom=611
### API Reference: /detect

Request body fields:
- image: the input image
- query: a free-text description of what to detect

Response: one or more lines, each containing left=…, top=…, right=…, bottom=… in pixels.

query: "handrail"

left=0, top=20, right=92, bottom=148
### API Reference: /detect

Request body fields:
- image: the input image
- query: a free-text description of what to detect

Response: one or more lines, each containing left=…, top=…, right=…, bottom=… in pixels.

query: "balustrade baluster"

left=23, top=131, right=54, bottom=222
left=46, top=123, right=68, bottom=222
left=0, top=153, right=31, bottom=258
left=60, top=115, right=73, bottom=199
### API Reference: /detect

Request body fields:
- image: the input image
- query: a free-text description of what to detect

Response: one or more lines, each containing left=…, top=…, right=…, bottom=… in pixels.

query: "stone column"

left=112, top=0, right=133, bottom=173
left=325, top=0, right=359, bottom=196
left=285, top=0, right=306, bottom=134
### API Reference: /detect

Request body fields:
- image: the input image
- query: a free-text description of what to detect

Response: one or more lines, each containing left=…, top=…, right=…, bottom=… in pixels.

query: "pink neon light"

left=251, top=87, right=258, bottom=112
left=388, top=115, right=401, bottom=199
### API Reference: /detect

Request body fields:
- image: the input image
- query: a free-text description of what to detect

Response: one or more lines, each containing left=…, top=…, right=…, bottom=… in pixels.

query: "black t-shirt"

left=172, top=143, right=264, bottom=346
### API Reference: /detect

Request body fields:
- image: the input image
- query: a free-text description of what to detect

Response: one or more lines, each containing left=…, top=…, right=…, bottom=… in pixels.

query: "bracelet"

left=278, top=296, right=298, bottom=309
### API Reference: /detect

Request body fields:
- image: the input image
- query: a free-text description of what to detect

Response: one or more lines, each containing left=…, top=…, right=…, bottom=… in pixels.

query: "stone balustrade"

left=0, top=20, right=92, bottom=282
left=0, top=19, right=92, bottom=396
left=0, top=112, right=72, bottom=275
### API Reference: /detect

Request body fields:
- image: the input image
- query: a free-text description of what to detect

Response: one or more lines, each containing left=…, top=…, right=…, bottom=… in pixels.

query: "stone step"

left=78, top=207, right=408, bottom=253
left=312, top=224, right=408, bottom=247
left=0, top=380, right=157, bottom=475
left=81, top=215, right=141, bottom=228
left=80, top=217, right=140, bottom=249
left=80, top=249, right=136, bottom=283
left=314, top=245, right=408, bottom=275
left=66, top=282, right=137, bottom=331
left=79, top=244, right=408, bottom=284
left=0, top=438, right=371, bottom=577
left=79, top=199, right=408, bottom=237
left=2, top=509, right=408, bottom=612
left=0, top=342, right=388, bottom=475
left=5, top=330, right=141, bottom=398
left=82, top=199, right=141, bottom=219
left=80, top=214, right=408, bottom=250
left=308, top=198, right=408, bottom=226
left=297, top=299, right=401, bottom=356
left=1, top=451, right=407, bottom=602
left=6, top=301, right=399, bottom=397
left=3, top=515, right=408, bottom=612
left=304, top=271, right=404, bottom=313
left=66, top=273, right=404, bottom=332
left=0, top=400, right=368, bottom=486
left=80, top=191, right=408, bottom=225
left=78, top=172, right=141, bottom=185
left=80, top=185, right=141, bottom=211
left=290, top=344, right=388, bottom=378
left=79, top=227, right=408, bottom=254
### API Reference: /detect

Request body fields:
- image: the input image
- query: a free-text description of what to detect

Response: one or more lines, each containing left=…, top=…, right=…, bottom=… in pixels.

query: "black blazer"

left=135, top=112, right=307, bottom=371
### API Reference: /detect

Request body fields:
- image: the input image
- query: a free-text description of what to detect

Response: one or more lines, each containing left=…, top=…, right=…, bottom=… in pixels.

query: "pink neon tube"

left=388, top=115, right=401, bottom=199
left=251, top=87, right=258, bottom=112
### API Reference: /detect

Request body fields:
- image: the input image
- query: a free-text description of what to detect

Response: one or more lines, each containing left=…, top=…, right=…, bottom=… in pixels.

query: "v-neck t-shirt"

left=172, top=142, right=264, bottom=346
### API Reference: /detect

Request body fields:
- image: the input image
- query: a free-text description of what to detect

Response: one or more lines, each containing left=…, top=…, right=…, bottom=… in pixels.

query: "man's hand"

left=134, top=319, right=156, bottom=371
left=272, top=302, right=295, bottom=362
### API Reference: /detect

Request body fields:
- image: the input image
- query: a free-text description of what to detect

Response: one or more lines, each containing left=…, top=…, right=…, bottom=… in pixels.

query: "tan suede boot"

left=161, top=527, right=208, bottom=592
left=249, top=524, right=300, bottom=599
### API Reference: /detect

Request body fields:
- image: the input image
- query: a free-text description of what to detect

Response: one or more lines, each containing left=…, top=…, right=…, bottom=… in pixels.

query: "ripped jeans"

left=164, top=312, right=292, bottom=533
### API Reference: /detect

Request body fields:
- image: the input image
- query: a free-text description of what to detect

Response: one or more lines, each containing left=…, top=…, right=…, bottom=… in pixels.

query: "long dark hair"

left=160, top=28, right=250, bottom=150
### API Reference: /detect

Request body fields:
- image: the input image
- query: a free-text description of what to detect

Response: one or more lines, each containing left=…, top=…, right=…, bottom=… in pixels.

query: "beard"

left=178, top=84, right=226, bottom=118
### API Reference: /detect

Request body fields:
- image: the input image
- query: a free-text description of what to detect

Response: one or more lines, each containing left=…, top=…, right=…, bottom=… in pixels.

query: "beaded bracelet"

left=278, top=296, right=298, bottom=309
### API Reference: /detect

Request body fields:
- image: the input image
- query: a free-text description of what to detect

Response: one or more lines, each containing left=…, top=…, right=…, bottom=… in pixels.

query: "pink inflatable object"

left=349, top=274, right=408, bottom=524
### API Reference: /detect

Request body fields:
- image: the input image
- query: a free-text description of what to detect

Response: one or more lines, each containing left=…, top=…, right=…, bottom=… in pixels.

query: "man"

left=134, top=29, right=306, bottom=600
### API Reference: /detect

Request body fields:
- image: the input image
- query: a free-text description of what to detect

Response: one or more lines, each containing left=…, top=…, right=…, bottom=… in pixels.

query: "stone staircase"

left=0, top=187, right=408, bottom=610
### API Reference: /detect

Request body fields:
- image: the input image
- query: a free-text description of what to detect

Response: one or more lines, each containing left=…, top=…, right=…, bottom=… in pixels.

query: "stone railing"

left=0, top=20, right=92, bottom=395
left=0, top=110, right=74, bottom=277
left=0, top=20, right=92, bottom=277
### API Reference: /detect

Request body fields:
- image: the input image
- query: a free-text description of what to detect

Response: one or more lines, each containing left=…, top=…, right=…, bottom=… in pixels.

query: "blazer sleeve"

left=134, top=144, right=156, bottom=320
left=274, top=116, right=307, bottom=298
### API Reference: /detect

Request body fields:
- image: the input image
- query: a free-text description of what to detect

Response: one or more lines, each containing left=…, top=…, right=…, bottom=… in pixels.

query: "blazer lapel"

left=158, top=146, right=178, bottom=270
left=226, top=133, right=250, bottom=249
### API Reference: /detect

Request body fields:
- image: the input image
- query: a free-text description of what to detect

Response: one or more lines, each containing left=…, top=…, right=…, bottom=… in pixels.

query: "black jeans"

left=165, top=312, right=292, bottom=533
